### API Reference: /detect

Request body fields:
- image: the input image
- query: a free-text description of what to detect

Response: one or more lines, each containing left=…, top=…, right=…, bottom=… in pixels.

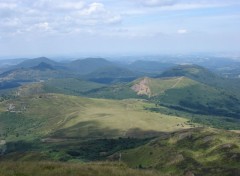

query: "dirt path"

left=159, top=76, right=184, bottom=94
left=171, top=77, right=184, bottom=89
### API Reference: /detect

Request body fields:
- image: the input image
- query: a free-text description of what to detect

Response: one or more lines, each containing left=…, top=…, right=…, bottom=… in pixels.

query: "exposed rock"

left=177, top=132, right=192, bottom=141
left=131, top=77, right=151, bottom=97
left=167, top=154, right=185, bottom=165
left=185, top=171, right=195, bottom=176
left=202, top=135, right=215, bottom=143
left=7, top=103, right=15, bottom=111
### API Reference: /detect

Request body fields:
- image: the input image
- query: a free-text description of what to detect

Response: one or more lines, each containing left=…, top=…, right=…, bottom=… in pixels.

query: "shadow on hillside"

left=125, top=128, right=168, bottom=138
left=50, top=120, right=122, bottom=140
left=50, top=120, right=171, bottom=140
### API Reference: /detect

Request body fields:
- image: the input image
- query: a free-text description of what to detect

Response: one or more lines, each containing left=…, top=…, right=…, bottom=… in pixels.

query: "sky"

left=0, top=0, right=240, bottom=57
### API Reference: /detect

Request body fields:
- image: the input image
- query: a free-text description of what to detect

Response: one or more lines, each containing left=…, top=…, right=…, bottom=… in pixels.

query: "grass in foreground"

left=120, top=128, right=240, bottom=176
left=0, top=162, right=163, bottom=176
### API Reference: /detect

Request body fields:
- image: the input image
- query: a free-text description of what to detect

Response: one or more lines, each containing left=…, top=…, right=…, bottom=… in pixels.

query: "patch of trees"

left=179, top=100, right=240, bottom=119
left=0, top=81, right=20, bottom=90
left=65, top=137, right=152, bottom=161
left=145, top=105, right=240, bottom=130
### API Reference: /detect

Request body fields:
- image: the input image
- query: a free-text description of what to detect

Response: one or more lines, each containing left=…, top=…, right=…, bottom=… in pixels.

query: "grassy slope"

left=160, top=64, right=218, bottom=85
left=120, top=128, right=240, bottom=176
left=85, top=83, right=140, bottom=99
left=135, top=76, right=235, bottom=104
left=153, top=76, right=224, bottom=105
left=0, top=93, right=194, bottom=165
left=43, top=76, right=240, bottom=119
left=1, top=128, right=239, bottom=176
left=0, top=94, right=90, bottom=141
left=0, top=69, right=62, bottom=82
left=146, top=77, right=196, bottom=96
left=0, top=162, right=164, bottom=176
left=52, top=98, right=192, bottom=139
left=158, top=83, right=240, bottom=118
left=0, top=93, right=192, bottom=141
left=0, top=92, right=239, bottom=176
left=132, top=77, right=240, bottom=120
left=18, top=78, right=138, bottom=99
left=160, top=64, right=240, bottom=97
left=145, top=77, right=240, bottom=129
left=43, top=78, right=105, bottom=96
left=5, top=77, right=240, bottom=131
left=16, top=77, right=240, bottom=130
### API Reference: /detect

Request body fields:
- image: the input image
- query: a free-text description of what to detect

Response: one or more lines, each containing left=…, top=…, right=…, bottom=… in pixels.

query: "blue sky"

left=0, top=0, right=240, bottom=57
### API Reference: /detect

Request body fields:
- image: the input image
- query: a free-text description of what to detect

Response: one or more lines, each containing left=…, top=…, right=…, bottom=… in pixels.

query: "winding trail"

left=171, top=77, right=184, bottom=89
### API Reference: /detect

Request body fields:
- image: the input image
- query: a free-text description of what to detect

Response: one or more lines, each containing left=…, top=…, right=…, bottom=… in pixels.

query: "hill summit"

left=160, top=64, right=217, bottom=83
left=16, top=57, right=58, bottom=68
left=32, top=62, right=55, bottom=71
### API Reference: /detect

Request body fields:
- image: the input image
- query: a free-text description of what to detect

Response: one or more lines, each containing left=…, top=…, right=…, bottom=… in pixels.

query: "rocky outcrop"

left=131, top=78, right=151, bottom=97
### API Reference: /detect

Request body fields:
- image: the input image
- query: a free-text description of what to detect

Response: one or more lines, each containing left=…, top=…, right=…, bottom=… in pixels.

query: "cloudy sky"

left=0, top=0, right=240, bottom=57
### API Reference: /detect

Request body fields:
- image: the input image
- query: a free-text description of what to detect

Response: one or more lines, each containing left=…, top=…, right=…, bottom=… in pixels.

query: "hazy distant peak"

left=159, top=64, right=218, bottom=87
left=72, top=57, right=111, bottom=63
left=16, top=57, right=58, bottom=68
left=32, top=62, right=55, bottom=71
left=68, top=57, right=115, bottom=75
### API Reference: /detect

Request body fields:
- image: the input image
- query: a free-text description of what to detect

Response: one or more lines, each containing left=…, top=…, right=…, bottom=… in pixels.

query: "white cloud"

left=0, top=18, right=21, bottom=27
left=76, top=2, right=122, bottom=25
left=35, top=22, right=51, bottom=31
left=0, top=2, right=17, bottom=9
left=139, top=0, right=175, bottom=7
left=135, top=0, right=240, bottom=10
left=56, top=1, right=85, bottom=10
left=20, top=22, right=52, bottom=35
left=31, top=0, right=86, bottom=11
left=81, top=3, right=105, bottom=16
left=0, top=0, right=239, bottom=56
left=106, top=15, right=122, bottom=24
left=177, top=29, right=188, bottom=34
left=57, top=2, right=85, bottom=10
left=0, top=1, right=123, bottom=37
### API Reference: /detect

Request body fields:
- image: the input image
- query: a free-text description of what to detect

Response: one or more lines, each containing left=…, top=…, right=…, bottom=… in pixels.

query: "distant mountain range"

left=127, top=60, right=175, bottom=75
left=1, top=56, right=240, bottom=120
left=0, top=57, right=177, bottom=84
left=14, top=57, right=59, bottom=68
